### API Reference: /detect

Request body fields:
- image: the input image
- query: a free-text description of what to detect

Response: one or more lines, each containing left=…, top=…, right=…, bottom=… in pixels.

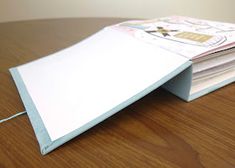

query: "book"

left=9, top=16, right=235, bottom=155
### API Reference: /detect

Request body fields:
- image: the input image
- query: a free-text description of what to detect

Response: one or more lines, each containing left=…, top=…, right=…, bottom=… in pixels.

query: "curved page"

left=10, top=27, right=190, bottom=154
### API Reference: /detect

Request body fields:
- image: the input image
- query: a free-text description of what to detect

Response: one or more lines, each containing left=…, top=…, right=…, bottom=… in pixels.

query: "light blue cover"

left=162, top=66, right=192, bottom=101
left=9, top=60, right=191, bottom=155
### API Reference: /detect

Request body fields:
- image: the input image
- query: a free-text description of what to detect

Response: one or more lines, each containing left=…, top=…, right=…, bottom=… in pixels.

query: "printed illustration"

left=117, top=17, right=233, bottom=47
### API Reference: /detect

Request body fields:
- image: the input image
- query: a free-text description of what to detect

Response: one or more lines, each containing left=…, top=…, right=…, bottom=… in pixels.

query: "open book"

left=10, top=16, right=235, bottom=154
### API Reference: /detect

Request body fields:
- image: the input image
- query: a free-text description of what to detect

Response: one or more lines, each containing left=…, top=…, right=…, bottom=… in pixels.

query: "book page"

left=115, top=16, right=235, bottom=59
left=17, top=27, right=189, bottom=141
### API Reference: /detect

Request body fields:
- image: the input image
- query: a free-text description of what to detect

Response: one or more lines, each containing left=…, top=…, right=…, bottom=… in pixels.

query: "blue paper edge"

left=9, top=60, right=191, bottom=155
left=9, top=68, right=52, bottom=155
left=162, top=66, right=193, bottom=101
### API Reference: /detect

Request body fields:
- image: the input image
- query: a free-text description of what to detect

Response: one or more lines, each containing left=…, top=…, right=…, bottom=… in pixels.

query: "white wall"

left=1, top=0, right=235, bottom=23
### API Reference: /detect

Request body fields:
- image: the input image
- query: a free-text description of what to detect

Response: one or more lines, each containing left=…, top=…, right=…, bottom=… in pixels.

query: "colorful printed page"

left=113, top=16, right=235, bottom=60
left=16, top=27, right=190, bottom=141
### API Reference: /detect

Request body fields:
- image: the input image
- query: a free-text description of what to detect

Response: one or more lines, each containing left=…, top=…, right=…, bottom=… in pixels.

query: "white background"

left=0, top=0, right=235, bottom=23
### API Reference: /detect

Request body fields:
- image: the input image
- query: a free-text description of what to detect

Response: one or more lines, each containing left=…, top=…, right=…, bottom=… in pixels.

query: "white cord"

left=0, top=111, right=27, bottom=123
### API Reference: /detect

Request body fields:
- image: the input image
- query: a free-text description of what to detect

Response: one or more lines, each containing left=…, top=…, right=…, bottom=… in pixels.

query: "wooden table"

left=0, top=18, right=234, bottom=168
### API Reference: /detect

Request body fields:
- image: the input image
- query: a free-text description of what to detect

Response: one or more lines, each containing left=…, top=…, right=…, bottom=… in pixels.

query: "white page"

left=17, top=27, right=188, bottom=141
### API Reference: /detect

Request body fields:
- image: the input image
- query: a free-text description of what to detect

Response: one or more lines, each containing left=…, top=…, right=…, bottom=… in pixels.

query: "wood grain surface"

left=0, top=18, right=234, bottom=168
